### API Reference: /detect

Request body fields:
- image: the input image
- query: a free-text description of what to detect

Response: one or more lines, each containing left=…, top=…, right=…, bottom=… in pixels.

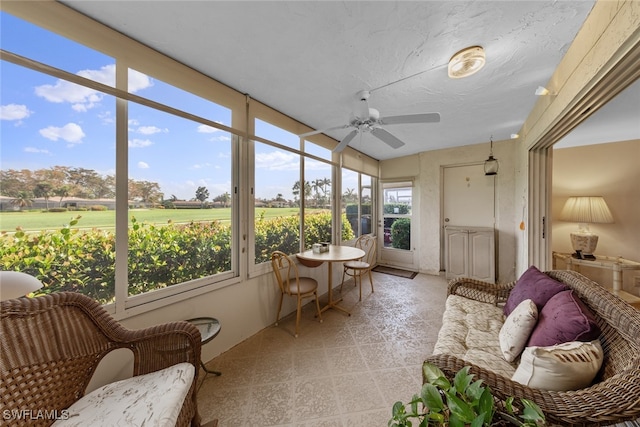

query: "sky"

left=1, top=11, right=343, bottom=202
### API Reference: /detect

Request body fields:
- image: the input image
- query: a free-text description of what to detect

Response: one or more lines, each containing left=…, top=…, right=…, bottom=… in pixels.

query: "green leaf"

left=446, top=393, right=476, bottom=423
left=471, top=413, right=487, bottom=427
left=466, top=379, right=486, bottom=401
left=453, top=366, right=473, bottom=395
left=478, top=387, right=494, bottom=424
left=422, top=383, right=444, bottom=412
left=422, top=362, right=446, bottom=385
left=520, top=399, right=545, bottom=422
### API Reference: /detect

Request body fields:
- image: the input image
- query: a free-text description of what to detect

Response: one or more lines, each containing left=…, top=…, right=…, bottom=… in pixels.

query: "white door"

left=442, top=164, right=495, bottom=269
left=378, top=181, right=417, bottom=270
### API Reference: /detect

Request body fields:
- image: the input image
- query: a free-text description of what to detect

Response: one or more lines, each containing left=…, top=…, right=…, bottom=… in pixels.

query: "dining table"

left=296, top=244, right=365, bottom=316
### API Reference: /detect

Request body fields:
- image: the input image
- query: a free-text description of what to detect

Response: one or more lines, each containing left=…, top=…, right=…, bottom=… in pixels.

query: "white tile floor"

left=196, top=271, right=449, bottom=426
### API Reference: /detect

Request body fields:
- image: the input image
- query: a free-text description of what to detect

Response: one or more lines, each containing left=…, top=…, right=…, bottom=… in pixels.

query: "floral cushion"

left=53, top=362, right=194, bottom=427
left=434, top=295, right=516, bottom=377
left=499, top=299, right=538, bottom=362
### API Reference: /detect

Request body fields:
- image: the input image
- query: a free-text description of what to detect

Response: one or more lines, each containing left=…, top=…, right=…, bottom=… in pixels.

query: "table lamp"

left=559, top=196, right=614, bottom=260
left=0, top=271, right=44, bottom=301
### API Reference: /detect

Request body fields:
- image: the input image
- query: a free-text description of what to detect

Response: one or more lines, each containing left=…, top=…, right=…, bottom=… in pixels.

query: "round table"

left=296, top=245, right=365, bottom=316
left=185, top=317, right=221, bottom=376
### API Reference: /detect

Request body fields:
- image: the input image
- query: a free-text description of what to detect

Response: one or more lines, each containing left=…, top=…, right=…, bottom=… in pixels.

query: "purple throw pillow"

left=527, top=289, right=601, bottom=347
left=504, top=266, right=568, bottom=316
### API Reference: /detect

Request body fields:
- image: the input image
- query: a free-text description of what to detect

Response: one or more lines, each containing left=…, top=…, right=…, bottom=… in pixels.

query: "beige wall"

left=551, top=139, right=640, bottom=293
left=381, top=138, right=518, bottom=283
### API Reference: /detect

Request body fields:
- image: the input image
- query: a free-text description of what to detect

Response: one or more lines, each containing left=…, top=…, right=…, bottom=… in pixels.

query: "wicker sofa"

left=426, top=270, right=640, bottom=426
left=0, top=292, right=202, bottom=427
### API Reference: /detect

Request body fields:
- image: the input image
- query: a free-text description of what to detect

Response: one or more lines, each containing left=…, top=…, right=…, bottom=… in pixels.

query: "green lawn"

left=0, top=207, right=309, bottom=232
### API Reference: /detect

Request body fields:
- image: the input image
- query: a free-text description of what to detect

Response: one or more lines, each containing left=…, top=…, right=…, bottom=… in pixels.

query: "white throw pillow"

left=499, top=299, right=538, bottom=362
left=512, top=340, right=603, bottom=391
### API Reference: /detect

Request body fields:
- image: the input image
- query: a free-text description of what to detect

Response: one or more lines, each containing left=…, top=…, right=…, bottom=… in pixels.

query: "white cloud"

left=1, top=104, right=32, bottom=121
left=34, top=65, right=153, bottom=112
left=137, top=161, right=149, bottom=169
left=129, top=119, right=140, bottom=126
left=129, top=138, right=153, bottom=148
left=136, top=126, right=167, bottom=135
left=24, top=147, right=51, bottom=154
left=197, top=124, right=220, bottom=133
left=255, top=150, right=299, bottom=171
left=39, top=123, right=85, bottom=144
left=190, top=163, right=211, bottom=170
left=209, top=135, right=231, bottom=143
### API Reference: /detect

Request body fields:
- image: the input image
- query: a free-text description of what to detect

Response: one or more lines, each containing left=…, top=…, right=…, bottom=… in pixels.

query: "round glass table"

left=186, top=317, right=221, bottom=376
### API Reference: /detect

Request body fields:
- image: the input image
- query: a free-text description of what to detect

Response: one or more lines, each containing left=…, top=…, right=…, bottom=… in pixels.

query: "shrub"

left=391, top=218, right=411, bottom=250
left=0, top=211, right=354, bottom=304
left=384, top=203, right=410, bottom=215
left=47, top=208, right=68, bottom=213
left=89, top=205, right=108, bottom=211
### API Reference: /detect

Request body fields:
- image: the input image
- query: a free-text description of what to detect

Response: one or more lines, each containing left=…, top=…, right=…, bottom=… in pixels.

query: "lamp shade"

left=0, top=271, right=44, bottom=301
left=559, top=196, right=614, bottom=224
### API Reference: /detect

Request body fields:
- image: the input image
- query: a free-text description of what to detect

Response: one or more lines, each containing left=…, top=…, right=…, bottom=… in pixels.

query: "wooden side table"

left=553, top=252, right=640, bottom=309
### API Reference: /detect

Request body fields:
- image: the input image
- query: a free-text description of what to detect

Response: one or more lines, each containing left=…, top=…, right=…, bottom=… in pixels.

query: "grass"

left=0, top=207, right=311, bottom=233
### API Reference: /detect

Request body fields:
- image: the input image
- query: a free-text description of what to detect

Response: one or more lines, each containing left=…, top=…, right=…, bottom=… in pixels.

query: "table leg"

left=320, top=262, right=350, bottom=316
left=201, top=360, right=221, bottom=376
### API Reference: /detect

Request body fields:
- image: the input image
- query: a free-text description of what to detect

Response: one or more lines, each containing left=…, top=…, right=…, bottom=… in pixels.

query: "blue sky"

left=1, top=11, right=343, bottom=202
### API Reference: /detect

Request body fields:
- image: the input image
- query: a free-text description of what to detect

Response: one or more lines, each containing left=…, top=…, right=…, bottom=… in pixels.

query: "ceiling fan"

left=299, top=90, right=441, bottom=153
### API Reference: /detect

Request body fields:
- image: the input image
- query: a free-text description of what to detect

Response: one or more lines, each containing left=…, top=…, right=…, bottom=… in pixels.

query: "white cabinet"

left=445, top=226, right=495, bottom=283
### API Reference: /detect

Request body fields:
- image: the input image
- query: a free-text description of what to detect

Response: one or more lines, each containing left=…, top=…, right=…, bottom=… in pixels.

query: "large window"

left=1, top=11, right=237, bottom=308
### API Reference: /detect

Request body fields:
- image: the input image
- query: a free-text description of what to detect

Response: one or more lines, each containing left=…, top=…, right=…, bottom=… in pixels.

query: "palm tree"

left=11, top=191, right=33, bottom=211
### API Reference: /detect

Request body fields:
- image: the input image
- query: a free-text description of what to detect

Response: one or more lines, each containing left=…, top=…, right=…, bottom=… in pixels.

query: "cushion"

left=53, top=362, right=194, bottom=427
left=434, top=295, right=517, bottom=377
left=504, top=266, right=568, bottom=316
left=527, top=289, right=601, bottom=347
left=499, top=299, right=538, bottom=362
left=512, top=340, right=604, bottom=391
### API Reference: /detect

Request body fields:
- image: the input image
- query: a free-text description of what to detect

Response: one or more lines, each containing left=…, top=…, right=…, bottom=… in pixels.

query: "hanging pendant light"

left=484, top=136, right=499, bottom=176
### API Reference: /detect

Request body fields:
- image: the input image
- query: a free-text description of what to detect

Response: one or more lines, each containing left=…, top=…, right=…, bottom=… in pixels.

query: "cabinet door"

left=446, top=228, right=468, bottom=279
left=469, top=230, right=495, bottom=283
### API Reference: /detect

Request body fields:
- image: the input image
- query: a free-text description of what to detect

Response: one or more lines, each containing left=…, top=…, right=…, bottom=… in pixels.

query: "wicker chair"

left=426, top=270, right=640, bottom=426
left=0, top=292, right=202, bottom=427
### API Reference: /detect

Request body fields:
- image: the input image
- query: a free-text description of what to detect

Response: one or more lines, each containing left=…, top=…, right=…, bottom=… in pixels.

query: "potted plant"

left=389, top=363, right=545, bottom=426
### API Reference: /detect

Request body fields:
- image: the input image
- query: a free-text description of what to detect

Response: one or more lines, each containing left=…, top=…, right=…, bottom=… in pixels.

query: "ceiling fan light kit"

left=448, top=46, right=486, bottom=79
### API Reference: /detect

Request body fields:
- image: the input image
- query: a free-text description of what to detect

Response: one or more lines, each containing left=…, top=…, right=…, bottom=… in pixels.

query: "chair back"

left=271, top=251, right=299, bottom=296
left=355, top=234, right=377, bottom=266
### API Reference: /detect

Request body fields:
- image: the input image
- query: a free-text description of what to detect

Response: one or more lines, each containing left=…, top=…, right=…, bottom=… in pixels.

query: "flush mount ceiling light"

left=448, top=46, right=485, bottom=79
left=535, top=86, right=555, bottom=96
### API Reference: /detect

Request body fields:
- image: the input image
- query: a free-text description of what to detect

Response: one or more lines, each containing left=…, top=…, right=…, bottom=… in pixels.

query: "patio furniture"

left=339, top=234, right=377, bottom=301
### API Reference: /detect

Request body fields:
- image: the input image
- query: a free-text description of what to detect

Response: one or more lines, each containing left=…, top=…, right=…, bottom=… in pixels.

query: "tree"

left=33, top=182, right=54, bottom=210
left=195, top=186, right=210, bottom=207
left=54, top=185, right=70, bottom=207
left=213, top=191, right=231, bottom=207
left=11, top=191, right=33, bottom=210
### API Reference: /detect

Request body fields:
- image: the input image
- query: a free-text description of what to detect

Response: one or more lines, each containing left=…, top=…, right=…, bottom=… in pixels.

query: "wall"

left=552, top=139, right=640, bottom=293
left=381, top=138, right=518, bottom=283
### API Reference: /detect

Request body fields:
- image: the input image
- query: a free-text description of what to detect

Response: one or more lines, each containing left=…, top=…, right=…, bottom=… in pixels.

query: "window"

left=341, top=168, right=374, bottom=240
left=1, top=12, right=238, bottom=309
left=382, top=181, right=412, bottom=250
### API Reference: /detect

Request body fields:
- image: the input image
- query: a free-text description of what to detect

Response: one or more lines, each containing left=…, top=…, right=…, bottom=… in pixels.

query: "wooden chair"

left=271, top=251, right=323, bottom=337
left=340, top=234, right=377, bottom=301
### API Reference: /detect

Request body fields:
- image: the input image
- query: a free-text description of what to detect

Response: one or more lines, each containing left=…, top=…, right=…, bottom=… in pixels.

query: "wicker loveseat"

left=426, top=270, right=640, bottom=426
left=0, top=292, right=202, bottom=427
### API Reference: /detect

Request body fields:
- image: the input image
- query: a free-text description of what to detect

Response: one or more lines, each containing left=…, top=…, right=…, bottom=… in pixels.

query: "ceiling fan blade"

left=333, top=129, right=358, bottom=153
left=299, top=124, right=351, bottom=138
left=379, top=113, right=441, bottom=125
left=371, top=127, right=405, bottom=149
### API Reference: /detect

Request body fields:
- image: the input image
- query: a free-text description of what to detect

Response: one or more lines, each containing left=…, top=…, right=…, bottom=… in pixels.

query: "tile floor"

left=196, top=271, right=449, bottom=426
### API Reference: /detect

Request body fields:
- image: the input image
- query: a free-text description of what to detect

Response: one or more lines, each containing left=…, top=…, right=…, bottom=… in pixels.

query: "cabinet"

left=445, top=226, right=495, bottom=283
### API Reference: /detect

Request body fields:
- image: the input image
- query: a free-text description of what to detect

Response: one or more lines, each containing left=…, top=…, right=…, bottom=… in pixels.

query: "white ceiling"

left=61, top=1, right=637, bottom=160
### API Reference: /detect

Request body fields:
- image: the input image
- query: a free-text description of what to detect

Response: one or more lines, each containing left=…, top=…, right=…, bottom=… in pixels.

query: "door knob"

left=445, top=218, right=450, bottom=222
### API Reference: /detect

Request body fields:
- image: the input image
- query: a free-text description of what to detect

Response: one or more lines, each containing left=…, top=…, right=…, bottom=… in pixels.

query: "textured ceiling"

left=59, top=0, right=634, bottom=160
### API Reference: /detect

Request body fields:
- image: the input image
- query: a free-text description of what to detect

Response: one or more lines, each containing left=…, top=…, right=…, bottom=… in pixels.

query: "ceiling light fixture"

left=510, top=133, right=519, bottom=139
left=484, top=136, right=499, bottom=176
left=448, top=46, right=486, bottom=79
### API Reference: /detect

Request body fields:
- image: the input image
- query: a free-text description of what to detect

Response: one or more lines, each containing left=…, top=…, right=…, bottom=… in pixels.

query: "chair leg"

left=369, top=269, right=374, bottom=293
left=295, top=295, right=302, bottom=338
left=358, top=272, right=363, bottom=301
left=314, top=291, right=323, bottom=323
left=339, top=267, right=347, bottom=293
left=275, top=293, right=284, bottom=326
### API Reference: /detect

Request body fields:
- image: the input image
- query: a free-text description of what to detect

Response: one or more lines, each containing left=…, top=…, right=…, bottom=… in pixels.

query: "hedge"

left=1, top=212, right=354, bottom=304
